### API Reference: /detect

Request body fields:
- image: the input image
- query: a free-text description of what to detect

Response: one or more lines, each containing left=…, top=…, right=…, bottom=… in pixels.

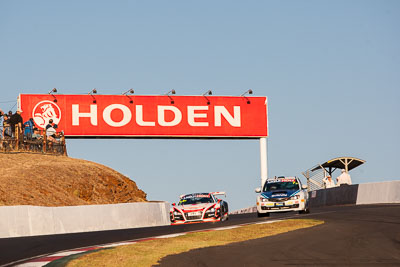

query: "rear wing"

left=211, top=191, right=226, bottom=197
left=178, top=192, right=227, bottom=199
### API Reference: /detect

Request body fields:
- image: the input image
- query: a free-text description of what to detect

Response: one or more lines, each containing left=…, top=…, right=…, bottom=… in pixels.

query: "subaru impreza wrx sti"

left=170, top=192, right=229, bottom=224
left=255, top=176, right=309, bottom=217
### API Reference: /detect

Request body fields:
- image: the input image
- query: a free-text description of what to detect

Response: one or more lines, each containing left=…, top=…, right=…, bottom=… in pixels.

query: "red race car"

left=170, top=192, right=229, bottom=225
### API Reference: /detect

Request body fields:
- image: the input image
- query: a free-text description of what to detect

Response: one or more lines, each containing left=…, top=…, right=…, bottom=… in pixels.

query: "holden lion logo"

left=32, top=101, right=61, bottom=129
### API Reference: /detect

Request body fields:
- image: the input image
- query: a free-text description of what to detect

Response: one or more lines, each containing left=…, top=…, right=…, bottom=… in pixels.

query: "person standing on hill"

left=336, top=169, right=352, bottom=186
left=0, top=109, right=3, bottom=139
left=23, top=118, right=35, bottom=139
left=2, top=114, right=11, bottom=138
left=9, top=109, right=24, bottom=138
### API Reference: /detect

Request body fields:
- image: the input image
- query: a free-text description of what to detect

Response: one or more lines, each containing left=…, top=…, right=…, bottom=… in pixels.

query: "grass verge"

left=66, top=219, right=323, bottom=267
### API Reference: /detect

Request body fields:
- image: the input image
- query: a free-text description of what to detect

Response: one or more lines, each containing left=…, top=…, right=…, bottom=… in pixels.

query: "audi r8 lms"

left=255, top=176, right=309, bottom=217
left=170, top=192, right=229, bottom=224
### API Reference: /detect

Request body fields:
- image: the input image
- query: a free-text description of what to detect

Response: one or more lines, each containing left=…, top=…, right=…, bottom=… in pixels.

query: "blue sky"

left=1, top=1, right=399, bottom=211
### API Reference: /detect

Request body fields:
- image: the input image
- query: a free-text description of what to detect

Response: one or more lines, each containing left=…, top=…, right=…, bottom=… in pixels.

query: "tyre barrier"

left=0, top=202, right=170, bottom=238
left=309, top=180, right=400, bottom=208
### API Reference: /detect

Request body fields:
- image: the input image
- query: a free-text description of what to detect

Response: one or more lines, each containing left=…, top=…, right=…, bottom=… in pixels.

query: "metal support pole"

left=15, top=125, right=19, bottom=151
left=260, top=137, right=268, bottom=188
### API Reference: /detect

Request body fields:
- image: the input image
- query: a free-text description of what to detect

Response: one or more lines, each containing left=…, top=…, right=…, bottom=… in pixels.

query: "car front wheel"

left=257, top=211, right=270, bottom=217
left=299, top=208, right=310, bottom=214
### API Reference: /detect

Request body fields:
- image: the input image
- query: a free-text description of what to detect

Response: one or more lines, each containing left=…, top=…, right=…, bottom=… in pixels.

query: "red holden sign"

left=19, top=94, right=268, bottom=138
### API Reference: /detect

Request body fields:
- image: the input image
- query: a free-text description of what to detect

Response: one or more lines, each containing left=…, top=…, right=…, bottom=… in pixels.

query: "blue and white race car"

left=255, top=176, right=309, bottom=217
left=170, top=192, right=229, bottom=224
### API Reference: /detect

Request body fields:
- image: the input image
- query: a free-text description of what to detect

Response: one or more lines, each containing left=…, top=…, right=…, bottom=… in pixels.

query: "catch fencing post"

left=62, top=134, right=67, bottom=156
left=43, top=132, right=47, bottom=153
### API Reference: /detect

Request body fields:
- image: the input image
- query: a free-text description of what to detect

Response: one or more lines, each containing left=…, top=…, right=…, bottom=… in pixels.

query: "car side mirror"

left=302, top=185, right=308, bottom=189
left=255, top=187, right=261, bottom=193
left=172, top=203, right=176, bottom=206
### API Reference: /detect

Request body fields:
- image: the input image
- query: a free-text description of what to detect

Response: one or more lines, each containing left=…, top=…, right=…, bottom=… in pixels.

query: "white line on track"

left=15, top=262, right=46, bottom=267
left=155, top=233, right=187, bottom=239
left=102, top=241, right=137, bottom=248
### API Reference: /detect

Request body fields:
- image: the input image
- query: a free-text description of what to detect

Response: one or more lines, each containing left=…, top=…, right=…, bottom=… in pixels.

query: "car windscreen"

left=178, top=196, right=214, bottom=205
left=263, top=181, right=300, bottom=192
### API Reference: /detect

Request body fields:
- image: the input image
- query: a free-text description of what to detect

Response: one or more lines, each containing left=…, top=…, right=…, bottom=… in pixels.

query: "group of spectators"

left=0, top=109, right=23, bottom=139
left=323, top=169, right=352, bottom=189
left=0, top=108, right=59, bottom=143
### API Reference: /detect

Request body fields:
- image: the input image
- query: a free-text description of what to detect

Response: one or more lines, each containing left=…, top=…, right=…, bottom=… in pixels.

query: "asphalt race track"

left=1, top=204, right=399, bottom=266
left=1, top=209, right=276, bottom=266
left=2, top=212, right=263, bottom=266
left=158, top=204, right=400, bottom=267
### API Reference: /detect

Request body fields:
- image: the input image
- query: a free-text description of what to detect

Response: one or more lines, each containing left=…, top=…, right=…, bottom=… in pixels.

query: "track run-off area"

left=1, top=204, right=399, bottom=267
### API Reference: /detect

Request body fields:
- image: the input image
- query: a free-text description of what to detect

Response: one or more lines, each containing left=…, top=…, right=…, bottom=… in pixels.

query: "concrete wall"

left=309, top=180, right=400, bottom=208
left=0, top=202, right=170, bottom=238
left=309, top=185, right=359, bottom=208
left=356, top=180, right=400, bottom=205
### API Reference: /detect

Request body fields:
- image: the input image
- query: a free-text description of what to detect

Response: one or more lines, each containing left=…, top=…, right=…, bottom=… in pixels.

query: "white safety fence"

left=0, top=202, right=171, bottom=238
left=356, top=180, right=400, bottom=205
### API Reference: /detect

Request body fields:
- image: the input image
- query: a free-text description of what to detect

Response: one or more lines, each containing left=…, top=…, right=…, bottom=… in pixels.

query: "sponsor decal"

left=262, top=189, right=299, bottom=199
left=272, top=193, right=287, bottom=197
left=187, top=211, right=202, bottom=216
left=32, top=100, right=61, bottom=129
left=181, top=193, right=210, bottom=199
left=278, top=178, right=296, bottom=182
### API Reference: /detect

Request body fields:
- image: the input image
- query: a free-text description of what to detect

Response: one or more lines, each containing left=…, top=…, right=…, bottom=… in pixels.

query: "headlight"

left=207, top=208, right=215, bottom=213
left=260, top=197, right=268, bottom=202
left=173, top=211, right=181, bottom=215
left=290, top=195, right=300, bottom=200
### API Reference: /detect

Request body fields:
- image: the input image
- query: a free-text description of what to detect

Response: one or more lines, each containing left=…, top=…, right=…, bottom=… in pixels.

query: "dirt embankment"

left=0, top=153, right=147, bottom=206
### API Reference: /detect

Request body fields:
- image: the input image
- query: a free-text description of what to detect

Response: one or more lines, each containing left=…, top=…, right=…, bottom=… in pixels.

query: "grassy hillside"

left=0, top=153, right=147, bottom=206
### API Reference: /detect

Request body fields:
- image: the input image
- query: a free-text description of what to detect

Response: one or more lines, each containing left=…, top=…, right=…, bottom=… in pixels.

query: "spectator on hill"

left=2, top=114, right=11, bottom=138
left=9, top=109, right=24, bottom=138
left=32, top=128, right=42, bottom=140
left=336, top=169, right=352, bottom=186
left=323, top=174, right=336, bottom=189
left=0, top=109, right=3, bottom=139
left=7, top=111, right=13, bottom=135
left=23, top=118, right=35, bottom=139
left=45, top=119, right=58, bottom=131
left=46, top=119, right=58, bottom=142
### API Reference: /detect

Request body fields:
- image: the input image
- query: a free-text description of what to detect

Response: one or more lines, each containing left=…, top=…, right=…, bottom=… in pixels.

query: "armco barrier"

left=0, top=202, right=170, bottom=238
left=357, top=180, right=400, bottom=205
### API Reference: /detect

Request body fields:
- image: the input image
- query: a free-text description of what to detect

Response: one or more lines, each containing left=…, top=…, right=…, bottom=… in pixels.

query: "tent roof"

left=311, top=157, right=365, bottom=172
